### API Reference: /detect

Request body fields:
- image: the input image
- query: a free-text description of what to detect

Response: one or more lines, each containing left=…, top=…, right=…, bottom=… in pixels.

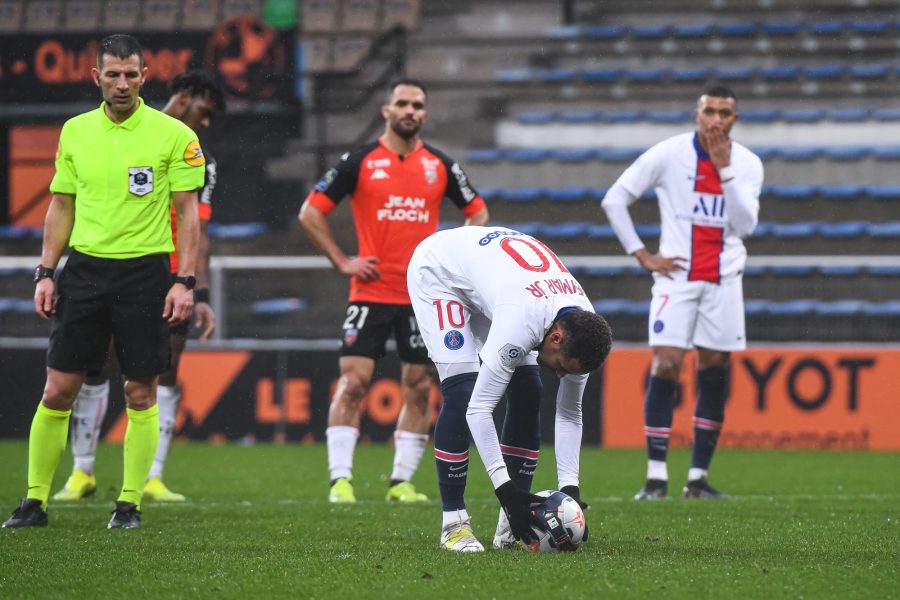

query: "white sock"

left=389, top=430, right=429, bottom=482
left=71, top=381, right=110, bottom=475
left=326, top=426, right=359, bottom=481
left=688, top=467, right=708, bottom=482
left=442, top=508, right=471, bottom=529
left=647, top=459, right=668, bottom=481
left=148, top=385, right=180, bottom=480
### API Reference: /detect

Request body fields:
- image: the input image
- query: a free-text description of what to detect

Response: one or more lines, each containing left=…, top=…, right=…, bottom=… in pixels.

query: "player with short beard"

left=299, top=79, right=489, bottom=504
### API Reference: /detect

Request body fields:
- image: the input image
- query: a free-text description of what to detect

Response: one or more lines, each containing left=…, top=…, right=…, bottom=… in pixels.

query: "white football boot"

left=492, top=508, right=519, bottom=549
left=440, top=518, right=484, bottom=552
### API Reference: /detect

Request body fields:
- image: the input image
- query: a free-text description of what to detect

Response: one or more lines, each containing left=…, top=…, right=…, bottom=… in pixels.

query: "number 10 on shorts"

left=432, top=299, right=465, bottom=330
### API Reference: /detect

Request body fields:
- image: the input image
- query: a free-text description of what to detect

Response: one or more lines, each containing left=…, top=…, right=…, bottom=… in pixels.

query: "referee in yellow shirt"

left=3, top=34, right=205, bottom=529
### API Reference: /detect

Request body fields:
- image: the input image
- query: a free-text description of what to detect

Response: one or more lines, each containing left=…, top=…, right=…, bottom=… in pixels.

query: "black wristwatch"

left=34, top=265, right=55, bottom=283
left=173, top=275, right=196, bottom=290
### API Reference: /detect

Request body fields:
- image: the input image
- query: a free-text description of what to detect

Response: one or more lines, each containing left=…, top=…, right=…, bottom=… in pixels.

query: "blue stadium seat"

left=740, top=110, right=781, bottom=123
left=634, top=223, right=660, bottom=237
left=466, top=149, right=503, bottom=163
left=646, top=110, right=693, bottom=123
left=251, top=298, right=307, bottom=315
left=865, top=222, right=900, bottom=237
left=506, top=148, right=552, bottom=163
left=669, top=68, right=710, bottom=82
left=589, top=187, right=610, bottom=201
left=581, top=266, right=629, bottom=277
left=751, top=221, right=773, bottom=237
left=509, top=222, right=543, bottom=236
left=824, top=146, right=868, bottom=161
left=584, top=25, right=624, bottom=39
left=207, top=223, right=268, bottom=239
left=0, top=225, right=41, bottom=239
left=753, top=147, right=779, bottom=161
left=849, top=64, right=890, bottom=79
left=591, top=299, right=633, bottom=315
left=866, top=266, right=900, bottom=276
left=553, top=148, right=597, bottom=162
left=803, top=65, right=847, bottom=79
left=714, top=23, right=757, bottom=37
left=866, top=185, right=900, bottom=199
left=805, top=21, right=844, bottom=36
left=871, top=146, right=900, bottom=160
left=770, top=185, right=816, bottom=199
left=501, top=187, right=544, bottom=202
left=517, top=111, right=558, bottom=125
left=544, top=25, right=582, bottom=39
left=818, top=265, right=863, bottom=276
left=599, top=110, right=643, bottom=123
left=781, top=109, right=826, bottom=123
left=770, top=222, right=819, bottom=238
left=817, top=221, right=867, bottom=237
left=819, top=186, right=865, bottom=199
left=624, top=300, right=652, bottom=315
left=476, top=187, right=503, bottom=201
left=629, top=25, right=670, bottom=39
left=595, top=148, right=642, bottom=162
left=495, top=68, right=534, bottom=82
left=770, top=265, right=815, bottom=276
left=863, top=301, right=900, bottom=316
left=713, top=66, right=755, bottom=81
left=849, top=20, right=890, bottom=35
left=827, top=108, right=872, bottom=122
left=744, top=299, right=771, bottom=316
left=558, top=111, right=602, bottom=124
left=742, top=265, right=767, bottom=277
left=765, top=300, right=817, bottom=316
left=539, top=221, right=590, bottom=239
left=625, top=68, right=667, bottom=82
left=586, top=224, right=616, bottom=239
left=536, top=68, right=578, bottom=83
left=582, top=68, right=621, bottom=82
left=873, top=108, right=900, bottom=121
left=672, top=24, right=712, bottom=38
left=759, top=66, right=799, bottom=80
left=778, top=146, right=823, bottom=160
left=640, top=189, right=658, bottom=201
left=761, top=22, right=801, bottom=36
left=546, top=187, right=591, bottom=202
left=814, top=300, right=867, bottom=316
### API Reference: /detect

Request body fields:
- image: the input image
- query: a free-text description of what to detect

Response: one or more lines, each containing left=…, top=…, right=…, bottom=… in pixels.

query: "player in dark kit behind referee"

left=299, top=78, right=489, bottom=504
left=2, top=34, right=204, bottom=529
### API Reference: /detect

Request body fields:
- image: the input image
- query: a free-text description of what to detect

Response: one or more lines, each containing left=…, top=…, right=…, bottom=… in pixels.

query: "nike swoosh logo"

left=27, top=486, right=40, bottom=490
left=522, top=462, right=538, bottom=468
left=448, top=464, right=466, bottom=471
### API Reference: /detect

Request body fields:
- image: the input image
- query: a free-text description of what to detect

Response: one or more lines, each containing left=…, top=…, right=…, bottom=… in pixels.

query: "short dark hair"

left=387, top=78, right=427, bottom=100
left=97, top=34, right=144, bottom=69
left=701, top=83, right=737, bottom=103
left=557, top=310, right=613, bottom=373
left=169, top=70, right=227, bottom=112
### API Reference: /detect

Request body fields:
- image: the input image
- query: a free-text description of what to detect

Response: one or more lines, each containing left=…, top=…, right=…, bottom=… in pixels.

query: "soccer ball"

left=525, top=490, right=587, bottom=553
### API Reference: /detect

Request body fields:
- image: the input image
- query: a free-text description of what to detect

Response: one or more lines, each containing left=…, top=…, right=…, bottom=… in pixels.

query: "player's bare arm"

left=35, top=193, right=76, bottom=320
left=165, top=190, right=199, bottom=324
left=299, top=200, right=381, bottom=282
left=464, top=206, right=490, bottom=226
left=633, top=248, right=687, bottom=279
left=193, top=220, right=216, bottom=339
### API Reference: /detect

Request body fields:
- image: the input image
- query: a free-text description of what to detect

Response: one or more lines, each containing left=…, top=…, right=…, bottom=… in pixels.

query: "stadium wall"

left=1, top=344, right=895, bottom=450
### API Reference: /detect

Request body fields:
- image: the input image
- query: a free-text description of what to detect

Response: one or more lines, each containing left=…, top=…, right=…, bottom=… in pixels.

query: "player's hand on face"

left=495, top=481, right=544, bottom=545
left=637, top=252, right=687, bottom=279
left=341, top=256, right=381, bottom=282
left=34, top=279, right=56, bottom=320
left=706, top=124, right=732, bottom=170
left=164, top=284, right=194, bottom=324
left=193, top=302, right=216, bottom=340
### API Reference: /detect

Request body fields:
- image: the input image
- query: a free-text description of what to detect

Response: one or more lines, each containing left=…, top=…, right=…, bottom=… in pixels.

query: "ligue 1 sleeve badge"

left=128, top=166, right=154, bottom=196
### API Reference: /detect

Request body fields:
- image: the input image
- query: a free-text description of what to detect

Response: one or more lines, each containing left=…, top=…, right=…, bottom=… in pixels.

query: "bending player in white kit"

left=601, top=84, right=763, bottom=500
left=407, top=226, right=613, bottom=552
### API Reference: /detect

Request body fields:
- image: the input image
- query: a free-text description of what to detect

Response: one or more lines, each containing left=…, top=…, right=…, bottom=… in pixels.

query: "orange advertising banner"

left=603, top=347, right=898, bottom=450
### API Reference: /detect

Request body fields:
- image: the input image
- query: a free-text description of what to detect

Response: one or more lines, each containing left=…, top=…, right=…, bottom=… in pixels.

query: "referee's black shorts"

left=48, top=250, right=171, bottom=377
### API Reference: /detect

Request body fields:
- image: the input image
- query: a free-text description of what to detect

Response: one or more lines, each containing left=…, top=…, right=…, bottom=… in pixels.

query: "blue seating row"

left=570, top=265, right=900, bottom=278
left=494, top=220, right=900, bottom=240
left=496, top=64, right=900, bottom=84
left=0, top=222, right=271, bottom=241
left=468, top=146, right=900, bottom=164
left=545, top=19, right=900, bottom=40
left=516, top=108, right=900, bottom=125
left=251, top=297, right=307, bottom=316
left=474, top=185, right=900, bottom=202
left=592, top=298, right=900, bottom=317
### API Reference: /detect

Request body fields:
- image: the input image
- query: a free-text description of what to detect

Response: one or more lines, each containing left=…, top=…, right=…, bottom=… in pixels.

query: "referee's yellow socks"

left=27, top=403, right=72, bottom=509
left=119, top=404, right=160, bottom=509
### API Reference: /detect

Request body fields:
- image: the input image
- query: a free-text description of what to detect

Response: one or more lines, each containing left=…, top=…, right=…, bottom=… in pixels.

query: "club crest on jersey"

left=498, top=343, right=526, bottom=369
left=653, top=319, right=665, bottom=334
left=444, top=330, right=464, bottom=350
left=344, top=328, right=359, bottom=346
left=128, top=166, right=153, bottom=196
left=421, top=157, right=439, bottom=185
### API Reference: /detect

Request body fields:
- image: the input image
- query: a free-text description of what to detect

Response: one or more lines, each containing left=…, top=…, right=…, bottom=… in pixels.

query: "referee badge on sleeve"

left=128, top=167, right=154, bottom=196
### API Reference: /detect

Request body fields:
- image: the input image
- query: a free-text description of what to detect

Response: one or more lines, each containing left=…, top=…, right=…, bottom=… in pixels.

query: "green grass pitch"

left=0, top=441, right=898, bottom=599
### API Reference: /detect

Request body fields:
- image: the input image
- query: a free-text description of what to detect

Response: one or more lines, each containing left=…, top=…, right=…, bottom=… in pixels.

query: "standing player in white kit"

left=407, top=226, right=613, bottom=551
left=601, top=84, right=764, bottom=500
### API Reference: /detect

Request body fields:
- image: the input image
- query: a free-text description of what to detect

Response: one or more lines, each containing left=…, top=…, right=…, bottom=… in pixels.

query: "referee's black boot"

left=633, top=479, right=668, bottom=501
left=108, top=501, right=141, bottom=529
left=683, top=476, right=731, bottom=500
left=2, top=498, right=49, bottom=528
